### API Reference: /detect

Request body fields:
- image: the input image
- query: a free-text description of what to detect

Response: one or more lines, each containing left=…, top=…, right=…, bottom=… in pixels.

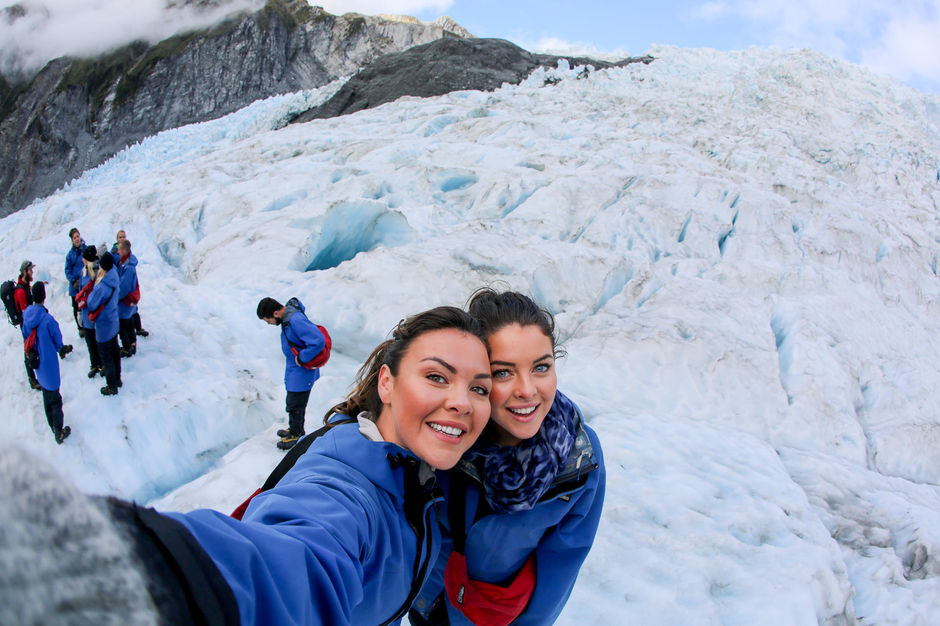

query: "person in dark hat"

left=87, top=251, right=122, bottom=396
left=76, top=245, right=103, bottom=378
left=21, top=281, right=73, bottom=444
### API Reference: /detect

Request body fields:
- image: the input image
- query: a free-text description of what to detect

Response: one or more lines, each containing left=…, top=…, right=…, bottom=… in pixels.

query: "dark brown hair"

left=466, top=287, right=565, bottom=358
left=256, top=297, right=282, bottom=319
left=324, top=306, right=487, bottom=423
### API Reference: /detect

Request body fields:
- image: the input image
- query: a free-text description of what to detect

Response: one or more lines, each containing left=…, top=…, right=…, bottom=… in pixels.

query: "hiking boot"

left=29, top=380, right=41, bottom=391
left=77, top=327, right=85, bottom=338
left=100, top=385, right=119, bottom=396
left=55, top=426, right=71, bottom=445
left=277, top=434, right=301, bottom=450
left=120, top=348, right=132, bottom=358
left=276, top=428, right=303, bottom=439
left=87, top=367, right=102, bottom=378
left=136, top=328, right=149, bottom=337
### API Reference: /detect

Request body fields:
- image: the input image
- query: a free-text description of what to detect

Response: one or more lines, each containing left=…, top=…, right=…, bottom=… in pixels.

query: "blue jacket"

left=78, top=269, right=95, bottom=329
left=116, top=252, right=138, bottom=320
left=65, top=241, right=85, bottom=296
left=413, top=391, right=606, bottom=625
left=167, top=419, right=444, bottom=626
left=280, top=297, right=324, bottom=392
left=87, top=267, right=120, bottom=342
left=21, top=304, right=63, bottom=390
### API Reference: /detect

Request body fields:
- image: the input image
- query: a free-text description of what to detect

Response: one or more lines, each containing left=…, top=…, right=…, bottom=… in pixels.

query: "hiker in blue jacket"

left=115, top=239, right=139, bottom=358
left=87, top=252, right=122, bottom=396
left=0, top=306, right=494, bottom=625
left=257, top=296, right=327, bottom=450
left=76, top=246, right=103, bottom=378
left=21, top=282, right=73, bottom=444
left=64, top=227, right=85, bottom=337
left=110, top=230, right=149, bottom=339
left=411, top=289, right=606, bottom=626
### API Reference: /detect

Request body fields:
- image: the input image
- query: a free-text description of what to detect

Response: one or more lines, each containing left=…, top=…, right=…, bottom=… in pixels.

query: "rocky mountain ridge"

left=291, top=37, right=653, bottom=122
left=0, top=0, right=467, bottom=217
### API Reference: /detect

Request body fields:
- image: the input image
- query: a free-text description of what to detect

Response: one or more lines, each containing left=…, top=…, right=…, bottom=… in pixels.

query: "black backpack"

left=1, top=280, right=22, bottom=326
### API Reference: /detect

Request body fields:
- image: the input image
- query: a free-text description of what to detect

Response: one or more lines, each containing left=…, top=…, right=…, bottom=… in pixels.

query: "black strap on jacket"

left=260, top=417, right=356, bottom=491
left=448, top=471, right=470, bottom=554
left=381, top=453, right=442, bottom=626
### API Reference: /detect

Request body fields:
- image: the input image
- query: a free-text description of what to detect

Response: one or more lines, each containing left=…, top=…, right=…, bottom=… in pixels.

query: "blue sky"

left=2, top=0, right=939, bottom=95
left=319, top=0, right=940, bottom=95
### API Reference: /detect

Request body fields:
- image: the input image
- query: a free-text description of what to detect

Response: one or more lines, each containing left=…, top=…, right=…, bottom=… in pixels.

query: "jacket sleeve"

left=456, top=426, right=606, bottom=626
left=49, top=318, right=63, bottom=352
left=65, top=250, right=81, bottom=283
left=167, top=470, right=381, bottom=626
left=290, top=317, right=326, bottom=362
left=86, top=279, right=109, bottom=310
left=117, top=264, right=136, bottom=299
left=515, top=427, right=605, bottom=625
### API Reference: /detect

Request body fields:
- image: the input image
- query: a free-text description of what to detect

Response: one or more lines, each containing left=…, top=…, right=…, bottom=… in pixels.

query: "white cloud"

left=0, top=0, right=457, bottom=77
left=691, top=0, right=940, bottom=92
left=858, top=12, right=940, bottom=88
left=525, top=36, right=632, bottom=62
left=1, top=0, right=262, bottom=76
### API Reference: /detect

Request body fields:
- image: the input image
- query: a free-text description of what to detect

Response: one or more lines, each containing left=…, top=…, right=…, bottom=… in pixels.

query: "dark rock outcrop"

left=0, top=0, right=467, bottom=217
left=290, top=37, right=654, bottom=122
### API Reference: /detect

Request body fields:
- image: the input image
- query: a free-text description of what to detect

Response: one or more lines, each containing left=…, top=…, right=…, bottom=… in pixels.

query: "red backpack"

left=24, top=328, right=39, bottom=370
left=121, top=280, right=141, bottom=306
left=288, top=325, right=332, bottom=369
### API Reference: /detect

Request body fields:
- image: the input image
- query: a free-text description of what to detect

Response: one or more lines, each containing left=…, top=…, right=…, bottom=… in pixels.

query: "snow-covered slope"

left=2, top=45, right=939, bottom=624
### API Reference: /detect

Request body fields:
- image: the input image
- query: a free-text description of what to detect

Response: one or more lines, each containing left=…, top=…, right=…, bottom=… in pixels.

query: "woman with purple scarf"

left=411, top=289, right=606, bottom=626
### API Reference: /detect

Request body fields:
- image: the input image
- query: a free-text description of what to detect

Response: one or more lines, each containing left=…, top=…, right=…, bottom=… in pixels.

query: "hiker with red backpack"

left=257, top=296, right=329, bottom=450
left=21, top=282, right=73, bottom=444
left=111, top=230, right=149, bottom=339
left=10, top=260, right=41, bottom=390
left=116, top=239, right=140, bottom=358
left=87, top=253, right=122, bottom=396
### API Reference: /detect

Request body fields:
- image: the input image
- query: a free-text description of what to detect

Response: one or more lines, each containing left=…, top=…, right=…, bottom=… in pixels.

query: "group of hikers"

left=3, top=227, right=148, bottom=444
left=1, top=286, right=606, bottom=625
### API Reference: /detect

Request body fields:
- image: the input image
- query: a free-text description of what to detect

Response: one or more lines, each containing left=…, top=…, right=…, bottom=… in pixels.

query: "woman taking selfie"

left=0, top=306, right=493, bottom=625
left=411, top=289, right=606, bottom=626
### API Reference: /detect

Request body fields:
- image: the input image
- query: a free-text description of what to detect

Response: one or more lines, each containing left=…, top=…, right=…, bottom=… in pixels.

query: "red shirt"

left=14, top=278, right=30, bottom=313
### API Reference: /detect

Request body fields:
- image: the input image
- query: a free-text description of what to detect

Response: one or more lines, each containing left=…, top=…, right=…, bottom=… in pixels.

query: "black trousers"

left=83, top=326, right=102, bottom=369
left=133, top=311, right=144, bottom=332
left=119, top=317, right=136, bottom=352
left=285, top=389, right=311, bottom=436
left=24, top=352, right=37, bottom=385
left=98, top=335, right=122, bottom=388
left=41, top=387, right=64, bottom=434
left=71, top=294, right=81, bottom=330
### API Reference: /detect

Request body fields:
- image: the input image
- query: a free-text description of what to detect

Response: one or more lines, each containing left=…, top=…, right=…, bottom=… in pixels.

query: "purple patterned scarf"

left=467, top=391, right=578, bottom=514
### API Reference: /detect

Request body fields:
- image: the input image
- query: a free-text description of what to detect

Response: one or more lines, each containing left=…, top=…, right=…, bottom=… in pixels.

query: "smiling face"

left=487, top=323, right=558, bottom=446
left=70, top=230, right=81, bottom=247
left=376, top=328, right=492, bottom=470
